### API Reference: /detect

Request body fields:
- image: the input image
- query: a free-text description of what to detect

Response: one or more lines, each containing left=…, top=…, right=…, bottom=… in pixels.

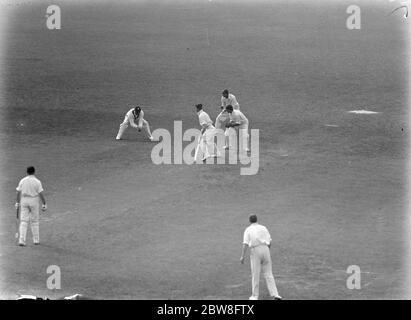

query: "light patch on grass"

left=348, top=110, right=381, bottom=114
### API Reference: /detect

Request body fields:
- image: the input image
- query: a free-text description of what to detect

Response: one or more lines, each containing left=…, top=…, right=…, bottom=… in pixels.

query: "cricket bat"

left=194, top=135, right=203, bottom=162
left=15, top=206, right=20, bottom=240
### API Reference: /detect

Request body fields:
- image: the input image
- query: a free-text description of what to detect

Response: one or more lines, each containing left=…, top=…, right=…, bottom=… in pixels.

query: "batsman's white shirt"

left=16, top=175, right=44, bottom=198
left=221, top=93, right=240, bottom=110
left=198, top=110, right=214, bottom=130
left=229, top=109, right=249, bottom=129
left=243, top=223, right=272, bottom=248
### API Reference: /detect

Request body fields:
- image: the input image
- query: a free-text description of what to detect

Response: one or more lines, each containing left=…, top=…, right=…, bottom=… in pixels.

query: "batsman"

left=195, top=104, right=219, bottom=162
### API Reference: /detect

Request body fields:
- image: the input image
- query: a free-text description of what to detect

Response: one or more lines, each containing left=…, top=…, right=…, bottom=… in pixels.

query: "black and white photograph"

left=0, top=0, right=410, bottom=304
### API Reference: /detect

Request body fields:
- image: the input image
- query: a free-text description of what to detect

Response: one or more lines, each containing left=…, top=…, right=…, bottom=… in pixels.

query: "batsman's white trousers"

left=201, top=126, right=218, bottom=158
left=250, top=245, right=279, bottom=299
left=19, top=197, right=40, bottom=244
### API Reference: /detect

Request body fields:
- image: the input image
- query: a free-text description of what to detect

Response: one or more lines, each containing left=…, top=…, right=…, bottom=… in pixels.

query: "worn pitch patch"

left=348, top=110, right=381, bottom=114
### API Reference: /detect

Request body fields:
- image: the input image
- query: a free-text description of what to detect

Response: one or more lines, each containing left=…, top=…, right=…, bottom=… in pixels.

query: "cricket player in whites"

left=15, top=166, right=47, bottom=246
left=195, top=104, right=219, bottom=162
left=220, top=90, right=240, bottom=150
left=215, top=108, right=231, bottom=150
left=221, top=89, right=240, bottom=110
left=240, top=214, right=282, bottom=300
left=225, top=105, right=250, bottom=153
left=116, top=106, right=154, bottom=141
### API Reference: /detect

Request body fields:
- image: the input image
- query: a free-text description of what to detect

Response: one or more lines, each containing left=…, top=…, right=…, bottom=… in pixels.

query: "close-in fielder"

left=15, top=166, right=47, bottom=246
left=195, top=104, right=219, bottom=162
left=116, top=106, right=154, bottom=141
left=221, top=89, right=240, bottom=110
left=225, top=105, right=250, bottom=152
left=240, top=214, right=282, bottom=300
left=215, top=108, right=230, bottom=149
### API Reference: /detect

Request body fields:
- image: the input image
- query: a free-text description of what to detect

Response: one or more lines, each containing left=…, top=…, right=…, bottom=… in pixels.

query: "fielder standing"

left=240, top=214, right=282, bottom=300
left=15, top=166, right=47, bottom=246
left=116, top=106, right=154, bottom=141
left=221, top=89, right=240, bottom=110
